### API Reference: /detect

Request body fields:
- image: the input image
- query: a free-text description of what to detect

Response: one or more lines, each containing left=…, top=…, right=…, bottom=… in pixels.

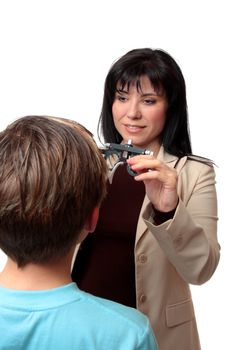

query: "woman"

left=72, top=48, right=220, bottom=350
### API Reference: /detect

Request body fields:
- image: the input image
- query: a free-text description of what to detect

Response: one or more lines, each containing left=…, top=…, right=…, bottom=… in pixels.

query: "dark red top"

left=72, top=164, right=145, bottom=307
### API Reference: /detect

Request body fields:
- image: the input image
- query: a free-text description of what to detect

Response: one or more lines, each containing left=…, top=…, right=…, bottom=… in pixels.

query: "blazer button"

left=139, top=254, right=147, bottom=263
left=139, top=294, right=147, bottom=303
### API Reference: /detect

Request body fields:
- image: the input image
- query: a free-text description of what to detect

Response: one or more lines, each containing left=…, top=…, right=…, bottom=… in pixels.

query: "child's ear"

left=72, top=207, right=100, bottom=269
left=83, top=206, right=100, bottom=233
left=76, top=207, right=99, bottom=246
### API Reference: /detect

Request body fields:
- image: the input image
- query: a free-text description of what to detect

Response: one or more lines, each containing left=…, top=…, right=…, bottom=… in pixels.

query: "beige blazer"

left=134, top=147, right=220, bottom=350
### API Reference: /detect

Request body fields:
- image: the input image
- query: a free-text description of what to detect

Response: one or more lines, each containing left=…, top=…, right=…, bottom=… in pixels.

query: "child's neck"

left=0, top=254, right=73, bottom=291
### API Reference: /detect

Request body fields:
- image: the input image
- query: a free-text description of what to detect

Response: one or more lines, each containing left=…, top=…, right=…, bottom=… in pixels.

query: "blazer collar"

left=157, top=145, right=178, bottom=164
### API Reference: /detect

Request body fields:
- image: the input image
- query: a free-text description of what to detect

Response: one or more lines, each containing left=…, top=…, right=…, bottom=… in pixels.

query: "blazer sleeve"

left=142, top=160, right=220, bottom=285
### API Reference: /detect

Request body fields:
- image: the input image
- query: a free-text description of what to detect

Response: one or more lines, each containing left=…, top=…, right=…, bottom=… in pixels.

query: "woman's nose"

left=126, top=101, right=141, bottom=119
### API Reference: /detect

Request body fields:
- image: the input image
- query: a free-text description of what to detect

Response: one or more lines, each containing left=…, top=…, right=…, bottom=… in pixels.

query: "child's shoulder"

left=83, top=290, right=149, bottom=328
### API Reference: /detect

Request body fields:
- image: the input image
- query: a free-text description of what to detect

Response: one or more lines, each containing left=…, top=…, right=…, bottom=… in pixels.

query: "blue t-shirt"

left=0, top=282, right=157, bottom=349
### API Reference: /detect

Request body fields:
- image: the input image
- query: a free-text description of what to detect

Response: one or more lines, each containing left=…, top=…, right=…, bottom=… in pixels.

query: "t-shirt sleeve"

left=136, top=322, right=158, bottom=350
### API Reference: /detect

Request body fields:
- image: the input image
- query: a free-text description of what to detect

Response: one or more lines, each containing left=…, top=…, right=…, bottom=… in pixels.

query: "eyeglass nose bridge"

left=100, top=140, right=153, bottom=183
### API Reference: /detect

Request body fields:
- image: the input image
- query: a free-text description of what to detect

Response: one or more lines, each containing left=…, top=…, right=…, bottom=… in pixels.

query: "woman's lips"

left=124, top=124, right=145, bottom=133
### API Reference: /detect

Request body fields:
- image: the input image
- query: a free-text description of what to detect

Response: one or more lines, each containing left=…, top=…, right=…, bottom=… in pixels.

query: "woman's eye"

left=117, top=95, right=127, bottom=102
left=144, top=99, right=155, bottom=105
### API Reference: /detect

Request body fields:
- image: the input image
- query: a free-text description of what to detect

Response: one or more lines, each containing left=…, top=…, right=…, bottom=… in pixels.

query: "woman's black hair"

left=98, top=48, right=192, bottom=157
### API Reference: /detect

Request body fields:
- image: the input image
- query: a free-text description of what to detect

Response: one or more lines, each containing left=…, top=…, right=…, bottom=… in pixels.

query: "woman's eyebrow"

left=141, top=92, right=158, bottom=97
left=116, top=88, right=128, bottom=94
left=116, top=89, right=157, bottom=95
left=116, top=89, right=161, bottom=97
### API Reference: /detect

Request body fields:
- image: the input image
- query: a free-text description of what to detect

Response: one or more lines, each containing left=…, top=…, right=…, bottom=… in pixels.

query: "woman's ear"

left=83, top=206, right=100, bottom=233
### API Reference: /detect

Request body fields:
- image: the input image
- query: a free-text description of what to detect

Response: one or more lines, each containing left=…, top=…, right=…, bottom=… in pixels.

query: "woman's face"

left=112, top=75, right=167, bottom=153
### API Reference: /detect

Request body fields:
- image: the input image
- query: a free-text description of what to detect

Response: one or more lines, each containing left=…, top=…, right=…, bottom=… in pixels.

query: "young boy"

left=0, top=116, right=157, bottom=350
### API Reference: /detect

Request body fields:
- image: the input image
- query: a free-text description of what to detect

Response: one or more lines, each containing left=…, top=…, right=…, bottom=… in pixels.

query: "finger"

left=127, top=154, right=155, bottom=164
left=133, top=170, right=160, bottom=181
left=134, top=167, right=178, bottom=187
left=129, top=159, right=166, bottom=172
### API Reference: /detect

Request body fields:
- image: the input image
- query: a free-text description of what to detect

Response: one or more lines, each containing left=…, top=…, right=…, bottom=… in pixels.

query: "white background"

left=0, top=1, right=241, bottom=348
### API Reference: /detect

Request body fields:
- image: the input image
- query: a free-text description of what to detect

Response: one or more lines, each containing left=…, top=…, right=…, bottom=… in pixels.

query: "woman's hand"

left=127, top=155, right=178, bottom=213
